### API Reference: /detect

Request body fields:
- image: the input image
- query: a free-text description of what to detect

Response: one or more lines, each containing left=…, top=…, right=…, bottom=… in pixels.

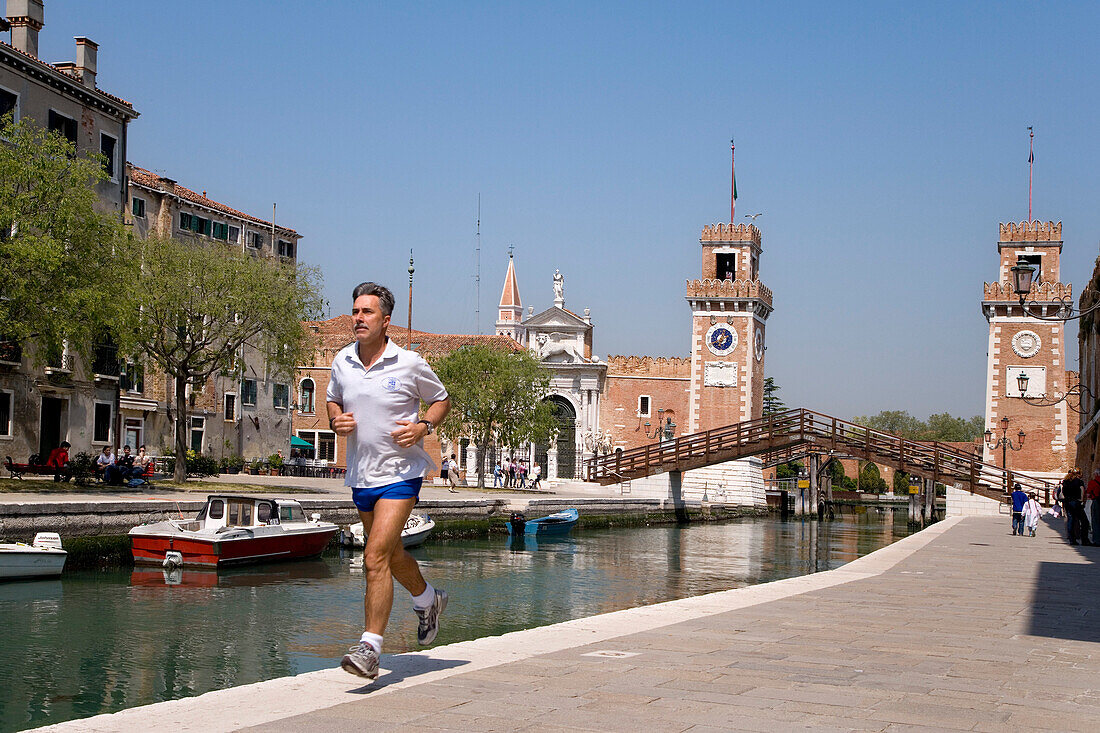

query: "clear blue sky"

left=33, top=1, right=1100, bottom=420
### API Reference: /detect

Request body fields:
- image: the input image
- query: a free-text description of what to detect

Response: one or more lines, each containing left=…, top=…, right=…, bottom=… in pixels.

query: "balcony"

left=93, top=343, right=121, bottom=380
left=44, top=350, right=74, bottom=376
left=0, top=340, right=21, bottom=366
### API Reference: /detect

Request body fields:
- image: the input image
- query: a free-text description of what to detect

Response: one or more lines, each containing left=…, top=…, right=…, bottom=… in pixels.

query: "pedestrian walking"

left=517, top=460, right=527, bottom=489
left=447, top=454, right=461, bottom=492
left=1061, top=469, right=1090, bottom=546
left=1023, top=491, right=1042, bottom=537
left=327, top=282, right=452, bottom=680
left=508, top=457, right=516, bottom=488
left=1010, top=484, right=1028, bottom=536
left=530, top=463, right=542, bottom=490
left=1087, top=468, right=1100, bottom=545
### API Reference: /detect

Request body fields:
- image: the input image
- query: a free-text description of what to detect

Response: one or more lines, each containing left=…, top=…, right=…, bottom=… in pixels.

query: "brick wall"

left=600, top=356, right=690, bottom=452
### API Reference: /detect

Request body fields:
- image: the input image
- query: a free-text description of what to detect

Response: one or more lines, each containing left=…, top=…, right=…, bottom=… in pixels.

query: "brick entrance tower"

left=981, top=221, right=1075, bottom=480
left=682, top=223, right=774, bottom=504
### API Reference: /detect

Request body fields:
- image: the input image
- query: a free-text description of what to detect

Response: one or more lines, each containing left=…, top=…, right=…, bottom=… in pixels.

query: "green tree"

left=858, top=461, right=887, bottom=493
left=432, top=344, right=557, bottom=488
left=851, top=410, right=924, bottom=438
left=115, top=236, right=323, bottom=481
left=922, top=413, right=984, bottom=442
left=776, top=459, right=802, bottom=480
left=0, top=116, right=127, bottom=361
left=893, top=470, right=910, bottom=495
left=762, top=376, right=786, bottom=417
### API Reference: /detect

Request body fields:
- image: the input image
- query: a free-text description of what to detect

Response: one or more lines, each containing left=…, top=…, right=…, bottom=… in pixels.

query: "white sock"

left=359, top=631, right=383, bottom=653
left=411, top=582, right=435, bottom=610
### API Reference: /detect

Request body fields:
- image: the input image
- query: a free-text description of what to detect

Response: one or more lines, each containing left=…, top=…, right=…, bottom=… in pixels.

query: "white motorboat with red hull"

left=129, top=495, right=339, bottom=568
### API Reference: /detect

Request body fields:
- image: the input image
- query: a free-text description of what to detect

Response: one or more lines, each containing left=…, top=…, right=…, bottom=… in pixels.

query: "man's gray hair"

left=352, top=282, right=395, bottom=317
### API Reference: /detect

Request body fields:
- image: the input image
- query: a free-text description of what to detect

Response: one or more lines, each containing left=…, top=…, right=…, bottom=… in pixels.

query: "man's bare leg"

left=360, top=497, right=423, bottom=635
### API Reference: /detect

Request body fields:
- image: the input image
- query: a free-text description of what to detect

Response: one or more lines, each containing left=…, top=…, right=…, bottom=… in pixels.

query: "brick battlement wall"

left=983, top=281, right=1073, bottom=303
left=606, top=355, right=691, bottom=379
left=700, top=222, right=761, bottom=244
left=686, top=278, right=773, bottom=306
left=1000, top=221, right=1062, bottom=243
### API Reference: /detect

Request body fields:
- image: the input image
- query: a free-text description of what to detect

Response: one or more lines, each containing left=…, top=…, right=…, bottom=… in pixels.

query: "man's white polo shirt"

left=326, top=339, right=448, bottom=489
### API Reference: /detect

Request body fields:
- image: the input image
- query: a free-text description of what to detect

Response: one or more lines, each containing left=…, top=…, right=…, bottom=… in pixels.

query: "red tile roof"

left=0, top=40, right=136, bottom=111
left=128, top=164, right=299, bottom=237
left=303, top=314, right=524, bottom=363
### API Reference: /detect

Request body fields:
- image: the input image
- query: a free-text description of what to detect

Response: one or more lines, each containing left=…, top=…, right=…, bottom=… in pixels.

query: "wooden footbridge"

left=586, top=408, right=1056, bottom=504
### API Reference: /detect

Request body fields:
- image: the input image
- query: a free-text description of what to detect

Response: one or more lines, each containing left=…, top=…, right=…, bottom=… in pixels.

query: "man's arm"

left=391, top=397, right=451, bottom=448
left=328, top=400, right=356, bottom=436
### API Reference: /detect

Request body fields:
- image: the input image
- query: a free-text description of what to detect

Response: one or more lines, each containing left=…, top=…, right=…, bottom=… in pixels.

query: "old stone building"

left=1073, top=253, right=1100, bottom=478
left=123, top=165, right=304, bottom=461
left=982, top=221, right=1077, bottom=481
left=0, top=1, right=139, bottom=460
left=294, top=315, right=523, bottom=476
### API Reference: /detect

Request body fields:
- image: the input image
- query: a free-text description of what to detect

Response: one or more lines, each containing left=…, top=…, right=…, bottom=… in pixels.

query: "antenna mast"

left=1027, top=127, right=1034, bottom=222
left=475, top=194, right=481, bottom=334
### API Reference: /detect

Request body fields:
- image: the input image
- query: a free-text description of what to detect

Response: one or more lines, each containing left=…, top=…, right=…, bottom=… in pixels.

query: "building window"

left=212, top=222, right=229, bottom=241
left=223, top=393, right=236, bottom=421
left=0, top=87, right=18, bottom=125
left=715, top=253, right=737, bottom=281
left=241, top=378, right=257, bottom=407
left=228, top=225, right=240, bottom=243
left=190, top=416, right=205, bottom=453
left=124, top=418, right=143, bottom=450
left=179, top=212, right=212, bottom=235
left=273, top=383, right=289, bottom=410
left=131, top=197, right=146, bottom=218
left=297, top=430, right=336, bottom=462
left=93, top=402, right=112, bottom=443
left=638, top=395, right=651, bottom=418
left=179, top=212, right=192, bottom=231
left=99, top=133, right=117, bottom=180
left=120, top=361, right=144, bottom=393
left=277, top=239, right=294, bottom=258
left=0, top=390, right=12, bottom=438
left=298, top=378, right=315, bottom=414
left=246, top=231, right=264, bottom=249
left=48, top=110, right=77, bottom=145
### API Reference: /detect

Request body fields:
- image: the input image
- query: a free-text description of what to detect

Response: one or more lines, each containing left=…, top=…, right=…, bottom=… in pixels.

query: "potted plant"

left=248, top=458, right=263, bottom=475
left=226, top=454, right=244, bottom=474
left=268, top=453, right=284, bottom=476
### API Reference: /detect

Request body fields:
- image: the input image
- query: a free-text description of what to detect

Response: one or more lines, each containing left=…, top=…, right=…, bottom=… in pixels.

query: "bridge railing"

left=588, top=407, right=1057, bottom=502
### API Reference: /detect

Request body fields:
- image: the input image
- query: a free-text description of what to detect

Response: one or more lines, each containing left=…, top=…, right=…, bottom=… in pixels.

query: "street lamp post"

left=985, top=416, right=1025, bottom=492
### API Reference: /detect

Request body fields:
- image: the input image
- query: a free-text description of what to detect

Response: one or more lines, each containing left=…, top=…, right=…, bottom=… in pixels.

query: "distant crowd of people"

left=1018, top=468, right=1100, bottom=545
left=95, top=445, right=153, bottom=485
left=437, top=454, right=543, bottom=491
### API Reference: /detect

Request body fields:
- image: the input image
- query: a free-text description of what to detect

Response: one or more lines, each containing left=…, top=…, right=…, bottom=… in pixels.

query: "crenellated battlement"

left=607, top=355, right=691, bottom=378
left=701, top=222, right=761, bottom=245
left=686, top=278, right=773, bottom=306
left=999, top=221, right=1062, bottom=243
left=983, top=280, right=1073, bottom=302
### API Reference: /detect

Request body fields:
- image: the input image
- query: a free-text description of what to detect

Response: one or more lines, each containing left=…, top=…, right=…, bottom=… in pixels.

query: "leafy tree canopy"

left=762, top=376, right=787, bottom=417
left=431, top=343, right=557, bottom=488
left=115, top=235, right=323, bottom=480
left=850, top=410, right=984, bottom=442
left=0, top=116, right=127, bottom=361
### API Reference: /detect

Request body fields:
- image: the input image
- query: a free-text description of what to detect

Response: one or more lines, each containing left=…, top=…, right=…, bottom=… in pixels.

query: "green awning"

left=290, top=435, right=314, bottom=448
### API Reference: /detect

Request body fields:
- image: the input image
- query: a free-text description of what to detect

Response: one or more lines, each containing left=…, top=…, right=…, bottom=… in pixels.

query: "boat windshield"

left=279, top=504, right=305, bottom=522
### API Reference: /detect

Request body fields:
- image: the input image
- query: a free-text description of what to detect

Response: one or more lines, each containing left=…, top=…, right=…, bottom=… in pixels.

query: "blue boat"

left=506, top=507, right=579, bottom=536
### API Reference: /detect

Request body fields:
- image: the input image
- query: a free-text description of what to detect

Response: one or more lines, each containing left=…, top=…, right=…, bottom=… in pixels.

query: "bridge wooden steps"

left=586, top=408, right=1056, bottom=504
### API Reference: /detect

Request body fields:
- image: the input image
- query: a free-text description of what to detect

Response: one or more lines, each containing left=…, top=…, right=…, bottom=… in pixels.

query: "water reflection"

left=0, top=513, right=911, bottom=732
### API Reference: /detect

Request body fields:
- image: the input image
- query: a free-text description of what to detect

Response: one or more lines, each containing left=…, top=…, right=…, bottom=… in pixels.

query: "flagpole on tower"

left=1028, top=126, right=1034, bottom=222
left=730, top=138, right=737, bottom=224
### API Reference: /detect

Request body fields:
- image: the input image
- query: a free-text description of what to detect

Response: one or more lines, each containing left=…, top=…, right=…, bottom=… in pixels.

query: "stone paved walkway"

left=41, top=514, right=1100, bottom=732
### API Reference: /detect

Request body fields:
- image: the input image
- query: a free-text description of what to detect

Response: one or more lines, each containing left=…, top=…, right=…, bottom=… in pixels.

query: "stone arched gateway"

left=536, top=395, right=577, bottom=480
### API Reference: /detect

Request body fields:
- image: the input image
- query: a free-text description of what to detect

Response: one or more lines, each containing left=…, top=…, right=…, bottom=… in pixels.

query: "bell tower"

left=981, top=220, right=1073, bottom=479
left=496, top=252, right=525, bottom=345
left=686, top=223, right=773, bottom=432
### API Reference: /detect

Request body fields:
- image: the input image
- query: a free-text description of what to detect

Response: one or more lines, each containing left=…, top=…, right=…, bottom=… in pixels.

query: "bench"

left=5, top=457, right=68, bottom=480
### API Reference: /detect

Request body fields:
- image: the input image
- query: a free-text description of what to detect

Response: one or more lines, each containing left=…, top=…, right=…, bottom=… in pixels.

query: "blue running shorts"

left=352, top=477, right=423, bottom=512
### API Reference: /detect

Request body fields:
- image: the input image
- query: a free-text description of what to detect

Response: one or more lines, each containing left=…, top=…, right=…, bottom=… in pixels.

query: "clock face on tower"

left=705, top=323, right=738, bottom=356
left=755, top=327, right=764, bottom=361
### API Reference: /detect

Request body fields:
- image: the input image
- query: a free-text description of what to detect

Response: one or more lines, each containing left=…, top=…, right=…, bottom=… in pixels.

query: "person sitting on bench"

left=96, top=446, right=119, bottom=484
left=45, top=441, right=71, bottom=482
left=117, top=445, right=141, bottom=481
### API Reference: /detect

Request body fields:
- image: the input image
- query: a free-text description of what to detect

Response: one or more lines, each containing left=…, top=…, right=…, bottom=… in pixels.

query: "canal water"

left=1, top=510, right=913, bottom=731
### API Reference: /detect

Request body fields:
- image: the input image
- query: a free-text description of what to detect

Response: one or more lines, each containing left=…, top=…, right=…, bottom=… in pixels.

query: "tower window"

left=716, top=253, right=737, bottom=281
left=638, top=395, right=651, bottom=417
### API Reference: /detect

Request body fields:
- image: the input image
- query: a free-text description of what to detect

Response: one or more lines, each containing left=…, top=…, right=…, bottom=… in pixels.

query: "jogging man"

left=328, top=282, right=452, bottom=680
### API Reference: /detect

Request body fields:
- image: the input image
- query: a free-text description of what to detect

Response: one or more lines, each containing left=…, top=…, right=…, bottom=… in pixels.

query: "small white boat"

left=342, top=513, right=435, bottom=549
left=0, top=532, right=67, bottom=580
